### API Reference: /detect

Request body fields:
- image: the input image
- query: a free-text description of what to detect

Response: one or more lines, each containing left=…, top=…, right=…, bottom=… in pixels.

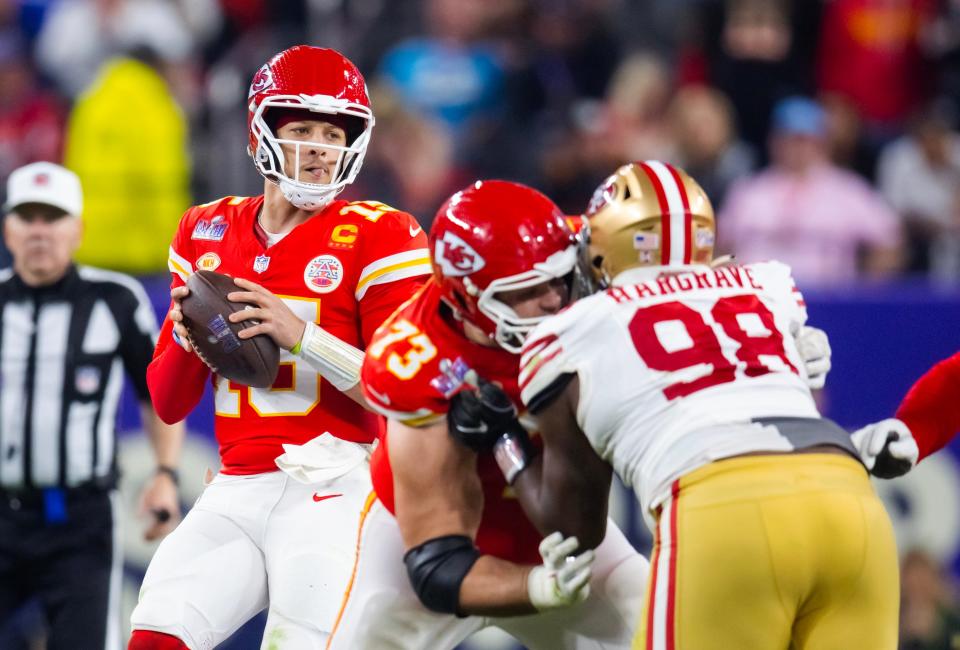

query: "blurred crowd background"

left=2, top=0, right=960, bottom=648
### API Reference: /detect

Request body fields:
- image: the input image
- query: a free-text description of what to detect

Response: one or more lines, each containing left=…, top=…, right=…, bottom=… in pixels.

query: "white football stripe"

left=652, top=495, right=674, bottom=650
left=645, top=161, right=687, bottom=266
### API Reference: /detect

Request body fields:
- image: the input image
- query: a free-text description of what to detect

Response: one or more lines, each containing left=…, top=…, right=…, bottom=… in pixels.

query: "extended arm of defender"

left=448, top=375, right=611, bottom=550
left=513, top=375, right=612, bottom=550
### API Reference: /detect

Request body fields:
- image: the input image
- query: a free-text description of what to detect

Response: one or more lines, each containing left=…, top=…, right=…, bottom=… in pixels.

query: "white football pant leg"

left=260, top=462, right=378, bottom=649
left=326, top=499, right=484, bottom=650
left=130, top=473, right=278, bottom=650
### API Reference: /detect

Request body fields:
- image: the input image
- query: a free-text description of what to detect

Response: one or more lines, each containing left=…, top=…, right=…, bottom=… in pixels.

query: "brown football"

left=181, top=270, right=280, bottom=388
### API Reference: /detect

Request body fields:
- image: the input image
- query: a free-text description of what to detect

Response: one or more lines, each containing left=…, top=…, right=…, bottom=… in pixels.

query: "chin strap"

left=278, top=178, right=338, bottom=211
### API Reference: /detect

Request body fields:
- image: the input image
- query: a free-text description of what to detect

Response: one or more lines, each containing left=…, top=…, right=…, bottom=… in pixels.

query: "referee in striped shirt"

left=0, top=162, right=185, bottom=649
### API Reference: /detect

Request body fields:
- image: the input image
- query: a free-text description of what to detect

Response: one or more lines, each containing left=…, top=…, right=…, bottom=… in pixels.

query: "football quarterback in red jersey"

left=325, top=180, right=648, bottom=649
left=128, top=46, right=430, bottom=650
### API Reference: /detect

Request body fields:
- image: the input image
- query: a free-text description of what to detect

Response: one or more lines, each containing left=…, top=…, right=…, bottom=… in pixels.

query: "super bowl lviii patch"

left=192, top=216, right=229, bottom=241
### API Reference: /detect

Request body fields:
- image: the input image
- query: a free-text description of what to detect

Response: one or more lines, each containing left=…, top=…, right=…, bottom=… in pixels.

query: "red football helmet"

left=247, top=46, right=374, bottom=210
left=430, top=180, right=579, bottom=352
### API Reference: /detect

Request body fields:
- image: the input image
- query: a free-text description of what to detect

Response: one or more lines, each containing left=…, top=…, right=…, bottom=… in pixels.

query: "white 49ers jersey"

left=519, top=261, right=820, bottom=517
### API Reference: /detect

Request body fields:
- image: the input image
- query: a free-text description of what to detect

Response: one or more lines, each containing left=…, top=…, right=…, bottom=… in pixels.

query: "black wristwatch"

left=156, top=465, right=180, bottom=487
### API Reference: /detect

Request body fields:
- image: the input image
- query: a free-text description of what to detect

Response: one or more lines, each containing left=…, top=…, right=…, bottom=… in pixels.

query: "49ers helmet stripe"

left=666, top=163, right=694, bottom=265
left=637, top=162, right=671, bottom=265
left=638, top=161, right=693, bottom=266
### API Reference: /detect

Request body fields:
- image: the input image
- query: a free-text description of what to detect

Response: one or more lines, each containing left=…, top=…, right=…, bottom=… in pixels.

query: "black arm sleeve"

left=403, top=535, right=481, bottom=616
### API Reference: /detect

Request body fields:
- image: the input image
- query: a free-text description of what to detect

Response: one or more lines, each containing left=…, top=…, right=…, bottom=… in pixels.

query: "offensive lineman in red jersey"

left=326, top=180, right=649, bottom=649
left=128, top=46, right=430, bottom=649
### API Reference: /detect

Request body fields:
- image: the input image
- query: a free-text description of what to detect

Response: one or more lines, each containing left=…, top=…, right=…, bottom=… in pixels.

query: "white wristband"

left=296, top=321, right=363, bottom=392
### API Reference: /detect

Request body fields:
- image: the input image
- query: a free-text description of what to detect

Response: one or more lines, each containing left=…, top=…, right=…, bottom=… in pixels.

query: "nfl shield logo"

left=253, top=255, right=270, bottom=273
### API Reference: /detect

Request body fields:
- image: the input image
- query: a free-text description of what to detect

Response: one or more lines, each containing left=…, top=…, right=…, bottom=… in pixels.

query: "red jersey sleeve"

left=354, top=208, right=430, bottom=344
left=361, top=309, right=449, bottom=427
left=896, top=351, right=960, bottom=461
left=147, top=206, right=211, bottom=424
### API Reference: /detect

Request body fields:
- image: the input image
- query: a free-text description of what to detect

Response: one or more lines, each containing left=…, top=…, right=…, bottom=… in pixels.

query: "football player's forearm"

left=147, top=343, right=209, bottom=424
left=896, top=352, right=960, bottom=461
left=513, top=460, right=607, bottom=550
left=457, top=555, right=537, bottom=616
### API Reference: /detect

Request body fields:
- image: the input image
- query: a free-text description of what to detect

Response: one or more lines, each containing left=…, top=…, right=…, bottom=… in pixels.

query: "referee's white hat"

left=4, top=162, right=83, bottom=216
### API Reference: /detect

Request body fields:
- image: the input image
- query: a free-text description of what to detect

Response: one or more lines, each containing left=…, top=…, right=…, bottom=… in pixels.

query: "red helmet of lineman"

left=247, top=46, right=374, bottom=210
left=429, top=180, right=579, bottom=352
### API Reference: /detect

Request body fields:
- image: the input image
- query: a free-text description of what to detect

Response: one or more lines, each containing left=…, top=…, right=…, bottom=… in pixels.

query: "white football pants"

left=327, top=498, right=649, bottom=650
left=130, top=461, right=372, bottom=650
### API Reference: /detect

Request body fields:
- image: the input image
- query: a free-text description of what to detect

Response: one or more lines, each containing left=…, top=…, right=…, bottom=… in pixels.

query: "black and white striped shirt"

left=0, top=265, right=157, bottom=489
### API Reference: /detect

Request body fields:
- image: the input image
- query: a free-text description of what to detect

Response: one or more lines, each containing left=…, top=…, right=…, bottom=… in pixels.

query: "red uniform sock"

left=128, top=630, right=190, bottom=650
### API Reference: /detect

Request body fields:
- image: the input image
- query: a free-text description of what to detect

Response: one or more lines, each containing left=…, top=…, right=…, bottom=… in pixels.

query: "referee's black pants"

left=0, top=487, right=117, bottom=650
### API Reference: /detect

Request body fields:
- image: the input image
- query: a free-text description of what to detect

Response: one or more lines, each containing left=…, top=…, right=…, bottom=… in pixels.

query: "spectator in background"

left=817, top=0, right=936, bottom=141
left=377, top=0, right=505, bottom=144
left=35, top=0, right=194, bottom=98
left=821, top=92, right=880, bottom=181
left=720, top=96, right=904, bottom=285
left=348, top=84, right=471, bottom=231
left=0, top=32, right=64, bottom=183
left=65, top=51, right=191, bottom=276
left=668, top=83, right=756, bottom=206
left=678, top=0, right=821, bottom=157
left=878, top=103, right=960, bottom=281
left=900, top=549, right=960, bottom=650
left=538, top=51, right=677, bottom=212
left=0, top=31, right=65, bottom=269
left=580, top=52, right=678, bottom=169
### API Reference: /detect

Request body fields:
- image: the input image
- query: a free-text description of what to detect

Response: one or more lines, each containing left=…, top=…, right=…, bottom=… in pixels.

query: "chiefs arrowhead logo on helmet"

left=248, top=64, right=275, bottom=98
left=435, top=232, right=486, bottom=277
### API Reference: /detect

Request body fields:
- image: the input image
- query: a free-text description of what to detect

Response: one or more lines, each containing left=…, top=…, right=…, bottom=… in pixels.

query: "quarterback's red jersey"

left=149, top=195, right=430, bottom=473
left=361, top=279, right=542, bottom=564
left=897, top=351, right=960, bottom=461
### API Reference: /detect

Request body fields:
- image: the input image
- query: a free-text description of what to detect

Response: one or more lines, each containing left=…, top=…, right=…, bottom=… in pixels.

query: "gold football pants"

left=635, top=453, right=899, bottom=650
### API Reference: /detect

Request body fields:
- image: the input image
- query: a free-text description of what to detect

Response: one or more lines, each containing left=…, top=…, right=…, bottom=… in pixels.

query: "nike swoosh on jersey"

left=409, top=225, right=423, bottom=237
left=312, top=493, right=343, bottom=503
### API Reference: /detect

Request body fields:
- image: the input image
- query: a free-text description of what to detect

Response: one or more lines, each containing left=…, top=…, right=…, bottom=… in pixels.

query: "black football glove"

left=850, top=419, right=919, bottom=479
left=448, top=376, right=523, bottom=452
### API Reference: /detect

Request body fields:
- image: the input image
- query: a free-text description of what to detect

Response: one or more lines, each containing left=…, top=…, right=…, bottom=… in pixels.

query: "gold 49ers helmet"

left=584, top=161, right=716, bottom=287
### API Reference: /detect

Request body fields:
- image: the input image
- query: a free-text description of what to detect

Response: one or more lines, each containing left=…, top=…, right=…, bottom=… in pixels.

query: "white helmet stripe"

left=643, top=160, right=690, bottom=266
